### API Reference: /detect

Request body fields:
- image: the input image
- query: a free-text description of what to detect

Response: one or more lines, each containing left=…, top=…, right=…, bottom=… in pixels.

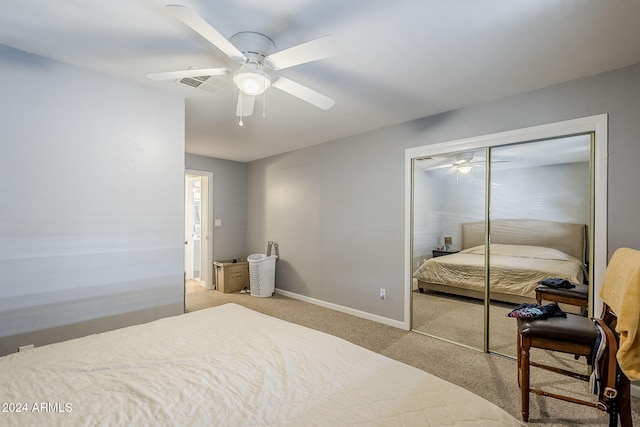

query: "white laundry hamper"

left=248, top=253, right=277, bottom=297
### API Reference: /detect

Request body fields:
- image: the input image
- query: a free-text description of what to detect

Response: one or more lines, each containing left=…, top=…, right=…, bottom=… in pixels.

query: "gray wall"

left=185, top=154, right=247, bottom=262
left=0, top=46, right=185, bottom=355
left=247, top=62, right=640, bottom=323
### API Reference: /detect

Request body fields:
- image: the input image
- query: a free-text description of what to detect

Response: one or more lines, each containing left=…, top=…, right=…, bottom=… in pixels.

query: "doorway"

left=185, top=170, right=213, bottom=291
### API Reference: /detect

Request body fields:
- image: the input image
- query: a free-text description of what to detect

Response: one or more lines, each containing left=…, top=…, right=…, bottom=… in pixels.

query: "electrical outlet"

left=379, top=288, right=386, bottom=299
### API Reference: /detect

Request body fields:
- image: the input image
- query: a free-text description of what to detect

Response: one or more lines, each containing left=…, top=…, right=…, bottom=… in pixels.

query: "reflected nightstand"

left=432, top=250, right=459, bottom=257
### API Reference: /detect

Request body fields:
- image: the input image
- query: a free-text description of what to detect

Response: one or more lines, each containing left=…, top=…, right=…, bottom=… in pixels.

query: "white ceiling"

left=2, top=0, right=640, bottom=162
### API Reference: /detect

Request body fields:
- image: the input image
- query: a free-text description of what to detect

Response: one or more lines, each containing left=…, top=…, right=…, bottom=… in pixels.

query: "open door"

left=184, top=175, right=198, bottom=281
left=185, top=171, right=213, bottom=289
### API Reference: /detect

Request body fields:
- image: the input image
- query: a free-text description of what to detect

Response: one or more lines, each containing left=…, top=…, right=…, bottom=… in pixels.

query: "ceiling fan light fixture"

left=458, top=165, right=473, bottom=174
left=233, top=67, right=271, bottom=96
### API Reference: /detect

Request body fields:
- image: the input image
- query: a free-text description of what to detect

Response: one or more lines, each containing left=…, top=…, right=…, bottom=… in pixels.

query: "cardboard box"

left=213, top=260, right=249, bottom=293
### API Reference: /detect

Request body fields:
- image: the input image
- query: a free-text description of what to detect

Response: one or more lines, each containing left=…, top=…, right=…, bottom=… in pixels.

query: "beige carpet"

left=412, top=289, right=517, bottom=356
left=185, top=284, right=639, bottom=426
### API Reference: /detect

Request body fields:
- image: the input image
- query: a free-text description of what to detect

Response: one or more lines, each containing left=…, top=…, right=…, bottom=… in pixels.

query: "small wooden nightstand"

left=432, top=250, right=459, bottom=258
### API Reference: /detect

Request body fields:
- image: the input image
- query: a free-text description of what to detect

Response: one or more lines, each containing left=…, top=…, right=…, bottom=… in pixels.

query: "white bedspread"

left=0, top=303, right=522, bottom=426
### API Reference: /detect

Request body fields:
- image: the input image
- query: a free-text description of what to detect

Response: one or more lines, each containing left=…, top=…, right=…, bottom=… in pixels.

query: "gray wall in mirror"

left=246, top=62, right=640, bottom=324
left=413, top=157, right=590, bottom=268
left=491, top=162, right=590, bottom=224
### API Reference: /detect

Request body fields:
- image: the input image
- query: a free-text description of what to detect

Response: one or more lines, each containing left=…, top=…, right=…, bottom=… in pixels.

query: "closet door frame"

left=404, top=114, right=608, bottom=333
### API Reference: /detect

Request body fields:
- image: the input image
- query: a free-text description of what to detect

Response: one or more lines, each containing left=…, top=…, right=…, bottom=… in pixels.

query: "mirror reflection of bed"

left=412, top=219, right=588, bottom=355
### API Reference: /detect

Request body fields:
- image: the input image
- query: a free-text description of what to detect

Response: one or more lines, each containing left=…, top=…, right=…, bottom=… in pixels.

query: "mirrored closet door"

left=410, top=131, right=594, bottom=357
left=412, top=148, right=487, bottom=350
left=486, top=135, right=591, bottom=356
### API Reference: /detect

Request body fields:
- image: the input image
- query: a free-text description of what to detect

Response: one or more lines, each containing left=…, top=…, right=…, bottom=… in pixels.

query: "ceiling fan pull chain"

left=239, top=91, right=244, bottom=127
left=263, top=91, right=267, bottom=118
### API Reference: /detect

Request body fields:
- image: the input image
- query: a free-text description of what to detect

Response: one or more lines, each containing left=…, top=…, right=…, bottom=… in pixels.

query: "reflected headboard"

left=462, top=219, right=587, bottom=263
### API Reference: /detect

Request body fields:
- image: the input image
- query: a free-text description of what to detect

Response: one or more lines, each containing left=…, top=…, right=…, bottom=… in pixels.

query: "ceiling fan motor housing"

left=230, top=32, right=276, bottom=65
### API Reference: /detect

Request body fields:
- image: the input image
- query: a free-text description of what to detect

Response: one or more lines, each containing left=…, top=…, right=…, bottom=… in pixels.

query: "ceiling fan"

left=419, top=153, right=485, bottom=174
left=147, top=5, right=336, bottom=124
left=416, top=152, right=508, bottom=180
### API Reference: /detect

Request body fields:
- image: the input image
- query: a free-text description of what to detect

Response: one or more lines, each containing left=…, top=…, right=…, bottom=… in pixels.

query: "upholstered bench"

left=535, top=283, right=589, bottom=310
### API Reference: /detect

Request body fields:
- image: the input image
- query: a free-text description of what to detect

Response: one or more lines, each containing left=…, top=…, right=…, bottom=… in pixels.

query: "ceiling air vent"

left=179, top=75, right=211, bottom=88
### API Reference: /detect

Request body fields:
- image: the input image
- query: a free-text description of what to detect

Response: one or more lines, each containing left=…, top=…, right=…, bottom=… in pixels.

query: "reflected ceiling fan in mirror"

left=147, top=4, right=336, bottom=125
left=419, top=154, right=476, bottom=174
left=447, top=159, right=477, bottom=175
left=419, top=153, right=508, bottom=174
left=418, top=153, right=508, bottom=182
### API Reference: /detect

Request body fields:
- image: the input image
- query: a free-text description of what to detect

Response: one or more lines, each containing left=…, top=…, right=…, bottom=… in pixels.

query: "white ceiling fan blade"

left=445, top=166, right=458, bottom=175
left=416, top=156, right=454, bottom=171
left=236, top=92, right=255, bottom=117
left=266, top=35, right=336, bottom=70
left=423, top=163, right=454, bottom=171
left=272, top=77, right=334, bottom=110
left=166, top=5, right=245, bottom=62
left=146, top=67, right=229, bottom=81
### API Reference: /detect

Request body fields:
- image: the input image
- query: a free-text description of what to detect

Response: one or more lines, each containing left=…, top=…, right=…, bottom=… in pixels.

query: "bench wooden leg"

left=517, top=333, right=522, bottom=387
left=520, top=339, right=531, bottom=422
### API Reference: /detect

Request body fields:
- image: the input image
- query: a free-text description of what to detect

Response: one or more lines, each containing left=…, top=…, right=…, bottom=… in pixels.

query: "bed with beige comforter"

left=414, top=243, right=585, bottom=302
left=414, top=219, right=588, bottom=303
left=0, top=303, right=522, bottom=426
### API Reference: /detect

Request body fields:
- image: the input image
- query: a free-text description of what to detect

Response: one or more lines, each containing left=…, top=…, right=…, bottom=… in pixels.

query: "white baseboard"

left=632, top=383, right=640, bottom=398
left=274, top=288, right=407, bottom=330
